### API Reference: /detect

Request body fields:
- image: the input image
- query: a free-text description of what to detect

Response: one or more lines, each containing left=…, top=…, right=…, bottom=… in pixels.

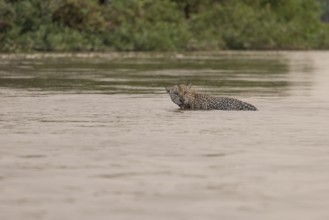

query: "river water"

left=0, top=52, right=329, bottom=220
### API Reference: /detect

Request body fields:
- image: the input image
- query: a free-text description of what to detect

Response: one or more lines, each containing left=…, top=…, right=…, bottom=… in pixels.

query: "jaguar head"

left=165, top=83, right=192, bottom=109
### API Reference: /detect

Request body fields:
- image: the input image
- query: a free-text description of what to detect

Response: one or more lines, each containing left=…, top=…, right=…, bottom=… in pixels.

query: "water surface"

left=1, top=52, right=329, bottom=220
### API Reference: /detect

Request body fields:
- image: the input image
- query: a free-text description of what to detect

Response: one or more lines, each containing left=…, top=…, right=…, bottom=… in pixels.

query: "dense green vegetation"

left=1, top=0, right=329, bottom=51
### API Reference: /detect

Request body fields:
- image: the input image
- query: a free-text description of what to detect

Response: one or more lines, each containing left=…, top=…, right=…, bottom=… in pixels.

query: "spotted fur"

left=166, top=84, right=257, bottom=111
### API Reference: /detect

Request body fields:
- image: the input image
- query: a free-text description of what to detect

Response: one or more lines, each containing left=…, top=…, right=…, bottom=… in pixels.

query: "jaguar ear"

left=187, top=83, right=192, bottom=88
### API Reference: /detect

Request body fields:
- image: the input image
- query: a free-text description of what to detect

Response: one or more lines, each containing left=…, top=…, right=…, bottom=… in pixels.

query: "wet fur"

left=166, top=84, right=257, bottom=111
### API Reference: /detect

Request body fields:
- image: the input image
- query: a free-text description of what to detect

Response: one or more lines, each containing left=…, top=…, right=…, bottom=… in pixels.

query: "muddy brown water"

left=1, top=52, right=329, bottom=220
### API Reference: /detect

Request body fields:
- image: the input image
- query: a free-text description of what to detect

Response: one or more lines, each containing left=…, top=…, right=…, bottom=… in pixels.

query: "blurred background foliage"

left=1, top=0, right=329, bottom=51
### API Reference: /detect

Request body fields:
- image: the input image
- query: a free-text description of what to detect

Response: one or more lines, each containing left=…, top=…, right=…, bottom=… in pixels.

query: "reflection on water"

left=1, top=52, right=329, bottom=220
left=0, top=52, right=293, bottom=95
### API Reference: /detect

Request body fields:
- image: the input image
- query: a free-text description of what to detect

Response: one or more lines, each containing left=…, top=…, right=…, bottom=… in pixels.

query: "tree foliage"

left=0, top=0, right=328, bottom=51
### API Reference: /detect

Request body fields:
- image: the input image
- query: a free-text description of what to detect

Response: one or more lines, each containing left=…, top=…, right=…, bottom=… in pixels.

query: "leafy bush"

left=0, top=0, right=329, bottom=51
left=103, top=0, right=191, bottom=51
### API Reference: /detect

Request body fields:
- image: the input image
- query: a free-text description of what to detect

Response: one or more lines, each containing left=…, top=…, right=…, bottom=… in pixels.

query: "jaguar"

left=165, top=84, right=257, bottom=111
